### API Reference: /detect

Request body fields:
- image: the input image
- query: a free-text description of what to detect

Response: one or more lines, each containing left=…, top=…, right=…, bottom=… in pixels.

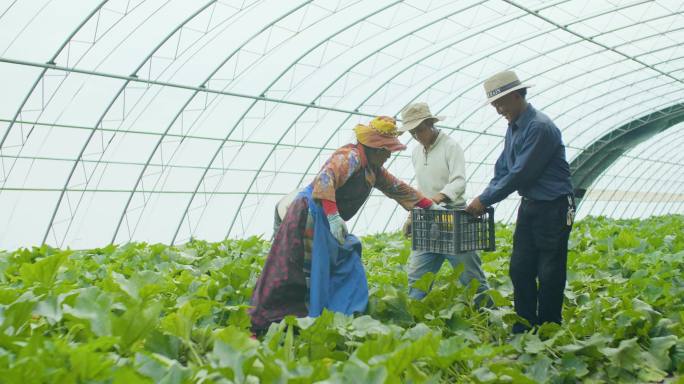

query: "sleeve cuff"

left=321, top=199, right=338, bottom=215
left=416, top=197, right=433, bottom=209
left=479, top=193, right=493, bottom=207
left=438, top=189, right=455, bottom=202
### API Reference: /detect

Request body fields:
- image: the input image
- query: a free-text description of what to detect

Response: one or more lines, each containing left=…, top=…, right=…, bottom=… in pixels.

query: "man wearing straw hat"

left=466, top=70, right=575, bottom=333
left=400, top=102, right=490, bottom=304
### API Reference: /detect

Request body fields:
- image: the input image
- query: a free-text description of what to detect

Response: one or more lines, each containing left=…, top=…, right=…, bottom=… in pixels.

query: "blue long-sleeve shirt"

left=479, top=104, right=573, bottom=206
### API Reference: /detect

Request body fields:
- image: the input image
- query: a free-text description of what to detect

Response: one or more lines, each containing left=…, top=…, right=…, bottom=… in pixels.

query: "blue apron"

left=299, top=185, right=368, bottom=317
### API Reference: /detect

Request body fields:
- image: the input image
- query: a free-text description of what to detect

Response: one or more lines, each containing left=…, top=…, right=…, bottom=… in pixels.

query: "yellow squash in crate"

left=444, top=212, right=454, bottom=231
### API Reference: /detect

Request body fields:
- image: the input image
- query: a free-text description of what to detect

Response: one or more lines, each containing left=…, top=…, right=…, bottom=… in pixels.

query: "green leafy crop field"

left=1, top=216, right=683, bottom=383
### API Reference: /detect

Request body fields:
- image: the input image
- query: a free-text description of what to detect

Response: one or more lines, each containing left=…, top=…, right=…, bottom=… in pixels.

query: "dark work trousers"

left=510, top=195, right=573, bottom=333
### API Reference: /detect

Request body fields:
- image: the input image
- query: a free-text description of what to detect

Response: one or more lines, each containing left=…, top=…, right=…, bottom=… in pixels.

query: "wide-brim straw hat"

left=483, top=70, right=533, bottom=104
left=398, top=102, right=445, bottom=132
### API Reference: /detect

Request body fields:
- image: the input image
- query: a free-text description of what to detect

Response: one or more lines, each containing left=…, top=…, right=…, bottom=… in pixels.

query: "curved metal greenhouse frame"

left=0, top=0, right=682, bottom=249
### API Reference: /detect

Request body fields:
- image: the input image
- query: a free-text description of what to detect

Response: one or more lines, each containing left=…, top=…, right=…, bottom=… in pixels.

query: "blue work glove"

left=327, top=213, right=348, bottom=244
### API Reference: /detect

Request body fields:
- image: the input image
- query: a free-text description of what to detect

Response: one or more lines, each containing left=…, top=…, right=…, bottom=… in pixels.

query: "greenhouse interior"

left=0, top=1, right=683, bottom=383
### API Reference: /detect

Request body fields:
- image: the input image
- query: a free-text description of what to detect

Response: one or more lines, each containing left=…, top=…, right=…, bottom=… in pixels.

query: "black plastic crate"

left=411, top=207, right=495, bottom=254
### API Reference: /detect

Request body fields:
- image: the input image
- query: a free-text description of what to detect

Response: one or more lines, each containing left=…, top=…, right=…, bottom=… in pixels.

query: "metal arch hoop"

left=376, top=6, right=682, bottom=231
left=40, top=1, right=220, bottom=246
left=217, top=1, right=488, bottom=239
left=169, top=1, right=406, bottom=243
left=113, top=1, right=319, bottom=244
left=579, top=107, right=684, bottom=217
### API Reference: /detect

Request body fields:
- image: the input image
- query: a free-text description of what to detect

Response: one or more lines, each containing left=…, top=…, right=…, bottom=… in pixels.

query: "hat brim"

left=484, top=84, right=533, bottom=105
left=362, top=138, right=407, bottom=153
left=398, top=116, right=445, bottom=132
left=385, top=141, right=408, bottom=152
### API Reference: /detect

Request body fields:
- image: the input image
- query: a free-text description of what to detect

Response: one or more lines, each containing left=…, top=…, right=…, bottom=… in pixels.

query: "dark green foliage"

left=0, top=216, right=683, bottom=383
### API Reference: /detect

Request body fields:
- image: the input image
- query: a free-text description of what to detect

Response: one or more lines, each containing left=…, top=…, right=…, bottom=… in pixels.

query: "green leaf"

left=0, top=292, right=36, bottom=336
left=646, top=335, right=678, bottom=371
left=33, top=294, right=64, bottom=324
left=402, top=323, right=432, bottom=341
left=613, top=230, right=640, bottom=249
left=112, top=300, right=162, bottom=352
left=63, top=287, right=112, bottom=336
left=484, top=288, right=511, bottom=307
left=601, top=337, right=642, bottom=372
left=111, top=365, right=153, bottom=384
left=144, top=330, right=181, bottom=360
left=522, top=333, right=546, bottom=354
left=368, top=285, right=413, bottom=326
left=69, top=344, right=115, bottom=382
left=297, top=311, right=346, bottom=361
left=560, top=353, right=589, bottom=378
left=135, top=352, right=193, bottom=384
left=382, top=333, right=439, bottom=378
left=209, top=334, right=259, bottom=382
left=413, top=272, right=435, bottom=293
left=340, top=357, right=388, bottom=384
left=526, top=355, right=553, bottom=383
left=472, top=366, right=497, bottom=383
left=559, top=333, right=611, bottom=359
left=488, top=360, right=537, bottom=384
left=160, top=300, right=212, bottom=342
left=350, top=315, right=392, bottom=338
left=435, top=335, right=472, bottom=368
left=19, top=251, right=69, bottom=289
left=112, top=271, right=164, bottom=301
left=220, top=304, right=252, bottom=329
left=672, top=341, right=684, bottom=374
left=213, top=325, right=259, bottom=351
left=636, top=364, right=668, bottom=383
left=354, top=334, right=397, bottom=364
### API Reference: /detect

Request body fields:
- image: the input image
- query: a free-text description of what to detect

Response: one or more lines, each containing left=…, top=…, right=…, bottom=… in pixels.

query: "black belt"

left=522, top=194, right=574, bottom=204
left=521, top=195, right=576, bottom=225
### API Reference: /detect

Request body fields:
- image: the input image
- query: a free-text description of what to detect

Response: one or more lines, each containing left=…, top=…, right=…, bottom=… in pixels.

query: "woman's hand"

left=431, top=193, right=449, bottom=205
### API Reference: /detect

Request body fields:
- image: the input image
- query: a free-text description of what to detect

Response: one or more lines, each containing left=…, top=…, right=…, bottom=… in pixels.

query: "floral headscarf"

left=353, top=116, right=406, bottom=152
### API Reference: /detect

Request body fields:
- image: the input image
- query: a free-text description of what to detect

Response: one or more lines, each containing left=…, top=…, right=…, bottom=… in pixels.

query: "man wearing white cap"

left=466, top=70, right=575, bottom=333
left=400, top=102, right=489, bottom=303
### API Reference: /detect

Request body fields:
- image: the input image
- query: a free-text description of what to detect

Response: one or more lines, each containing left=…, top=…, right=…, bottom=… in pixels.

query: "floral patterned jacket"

left=311, top=143, right=426, bottom=220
